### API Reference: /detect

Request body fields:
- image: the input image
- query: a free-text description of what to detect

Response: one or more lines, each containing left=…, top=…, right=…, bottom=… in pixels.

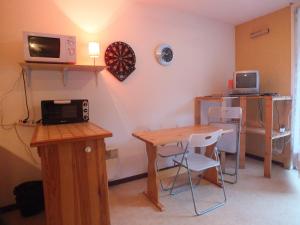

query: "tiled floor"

left=2, top=158, right=300, bottom=225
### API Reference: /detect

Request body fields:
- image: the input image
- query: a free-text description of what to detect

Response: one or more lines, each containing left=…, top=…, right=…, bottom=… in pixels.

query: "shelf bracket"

left=63, top=68, right=68, bottom=86
left=94, top=70, right=99, bottom=86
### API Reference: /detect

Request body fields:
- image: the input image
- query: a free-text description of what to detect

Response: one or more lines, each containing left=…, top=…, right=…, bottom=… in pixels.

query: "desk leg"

left=144, top=143, right=165, bottom=211
left=194, top=98, right=201, bottom=153
left=203, top=144, right=220, bottom=187
left=194, top=97, right=201, bottom=125
left=239, top=97, right=247, bottom=169
left=264, top=97, right=273, bottom=178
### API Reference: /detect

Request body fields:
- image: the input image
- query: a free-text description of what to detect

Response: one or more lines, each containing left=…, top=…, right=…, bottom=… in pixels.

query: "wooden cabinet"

left=30, top=123, right=112, bottom=225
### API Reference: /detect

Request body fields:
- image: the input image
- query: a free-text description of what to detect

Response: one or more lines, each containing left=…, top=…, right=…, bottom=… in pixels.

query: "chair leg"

left=186, top=165, right=227, bottom=216
left=221, top=130, right=241, bottom=184
left=156, top=158, right=171, bottom=191
left=223, top=153, right=238, bottom=184
left=185, top=158, right=226, bottom=216
left=185, top=159, right=198, bottom=216
left=169, top=161, right=183, bottom=195
left=218, top=165, right=227, bottom=203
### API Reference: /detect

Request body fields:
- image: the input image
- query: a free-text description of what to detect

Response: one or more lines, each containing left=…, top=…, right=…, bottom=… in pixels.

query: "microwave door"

left=28, top=36, right=61, bottom=61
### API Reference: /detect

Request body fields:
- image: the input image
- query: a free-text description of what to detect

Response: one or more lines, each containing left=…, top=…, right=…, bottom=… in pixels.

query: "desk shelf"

left=246, top=127, right=291, bottom=140
left=194, top=95, right=293, bottom=177
left=20, top=62, right=106, bottom=86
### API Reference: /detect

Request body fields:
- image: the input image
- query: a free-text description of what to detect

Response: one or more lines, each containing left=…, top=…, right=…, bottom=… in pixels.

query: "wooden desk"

left=194, top=95, right=292, bottom=178
left=31, top=122, right=112, bottom=225
left=132, top=125, right=231, bottom=211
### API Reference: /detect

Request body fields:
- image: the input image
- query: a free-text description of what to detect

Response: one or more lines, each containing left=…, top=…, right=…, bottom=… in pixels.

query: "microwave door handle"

left=54, top=100, right=71, bottom=104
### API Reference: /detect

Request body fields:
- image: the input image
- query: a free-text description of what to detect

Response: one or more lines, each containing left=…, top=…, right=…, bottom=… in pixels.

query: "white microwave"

left=23, top=32, right=76, bottom=64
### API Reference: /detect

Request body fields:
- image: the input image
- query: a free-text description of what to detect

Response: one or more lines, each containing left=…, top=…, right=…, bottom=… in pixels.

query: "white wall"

left=0, top=0, right=234, bottom=205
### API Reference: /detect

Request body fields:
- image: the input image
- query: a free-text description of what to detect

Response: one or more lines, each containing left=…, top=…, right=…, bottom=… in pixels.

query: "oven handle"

left=54, top=100, right=71, bottom=104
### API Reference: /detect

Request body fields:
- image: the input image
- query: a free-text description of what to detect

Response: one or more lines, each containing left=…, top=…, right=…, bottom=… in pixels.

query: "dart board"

left=105, top=42, right=136, bottom=81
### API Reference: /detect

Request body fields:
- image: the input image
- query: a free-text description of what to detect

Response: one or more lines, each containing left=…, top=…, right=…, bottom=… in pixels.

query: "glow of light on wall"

left=53, top=0, right=128, bottom=33
left=88, top=42, right=100, bottom=58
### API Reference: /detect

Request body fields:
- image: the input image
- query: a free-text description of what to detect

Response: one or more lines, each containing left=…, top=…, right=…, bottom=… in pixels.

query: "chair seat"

left=158, top=145, right=185, bottom=157
left=174, top=153, right=220, bottom=172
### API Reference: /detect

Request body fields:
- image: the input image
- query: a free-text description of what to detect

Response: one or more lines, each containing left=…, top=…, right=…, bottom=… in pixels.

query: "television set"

left=233, top=70, right=259, bottom=94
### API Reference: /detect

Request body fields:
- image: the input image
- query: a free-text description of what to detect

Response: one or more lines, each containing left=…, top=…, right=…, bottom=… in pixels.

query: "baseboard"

left=108, top=165, right=178, bottom=186
left=246, top=153, right=284, bottom=166
left=108, top=172, right=148, bottom=186
left=0, top=204, right=17, bottom=214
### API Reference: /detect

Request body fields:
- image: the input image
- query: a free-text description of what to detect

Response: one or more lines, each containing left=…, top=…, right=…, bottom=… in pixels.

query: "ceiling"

left=136, top=0, right=299, bottom=25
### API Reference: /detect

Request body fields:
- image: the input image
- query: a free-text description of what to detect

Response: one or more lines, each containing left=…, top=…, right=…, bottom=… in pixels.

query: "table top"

left=195, top=95, right=292, bottom=101
left=132, top=125, right=231, bottom=146
left=30, top=122, right=112, bottom=147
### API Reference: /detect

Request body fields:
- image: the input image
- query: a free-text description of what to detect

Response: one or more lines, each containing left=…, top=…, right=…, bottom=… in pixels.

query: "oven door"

left=41, top=100, right=88, bottom=125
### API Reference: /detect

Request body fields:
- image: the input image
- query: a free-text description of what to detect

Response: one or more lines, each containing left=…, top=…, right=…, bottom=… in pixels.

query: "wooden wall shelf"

left=20, top=62, right=106, bottom=86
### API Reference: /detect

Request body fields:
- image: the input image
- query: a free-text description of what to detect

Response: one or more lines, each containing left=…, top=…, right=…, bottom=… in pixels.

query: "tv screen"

left=236, top=72, right=257, bottom=88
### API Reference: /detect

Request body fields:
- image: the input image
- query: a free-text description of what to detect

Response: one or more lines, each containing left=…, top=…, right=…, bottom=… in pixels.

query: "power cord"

left=21, top=69, right=30, bottom=122
left=258, top=99, right=264, bottom=127
left=13, top=124, right=39, bottom=164
left=275, top=101, right=281, bottom=129
left=0, top=73, right=22, bottom=130
left=0, top=71, right=39, bottom=165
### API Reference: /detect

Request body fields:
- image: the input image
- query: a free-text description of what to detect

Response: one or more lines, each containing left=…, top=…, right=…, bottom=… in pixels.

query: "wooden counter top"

left=132, top=125, right=231, bottom=146
left=30, top=122, right=112, bottom=147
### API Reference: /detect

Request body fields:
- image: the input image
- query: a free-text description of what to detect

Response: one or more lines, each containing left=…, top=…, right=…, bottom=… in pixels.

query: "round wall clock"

left=105, top=41, right=136, bottom=82
left=155, top=44, right=173, bottom=66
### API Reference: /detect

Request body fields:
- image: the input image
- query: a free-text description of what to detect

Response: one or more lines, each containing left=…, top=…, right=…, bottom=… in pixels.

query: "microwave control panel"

left=66, top=38, right=76, bottom=56
left=82, top=100, right=89, bottom=121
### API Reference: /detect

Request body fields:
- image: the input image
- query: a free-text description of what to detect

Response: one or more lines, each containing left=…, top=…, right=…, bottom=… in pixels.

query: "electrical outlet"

left=17, top=119, right=37, bottom=127
left=106, top=148, right=118, bottom=160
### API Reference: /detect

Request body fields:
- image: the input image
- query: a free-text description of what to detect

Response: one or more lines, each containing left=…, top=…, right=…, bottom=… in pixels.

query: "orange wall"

left=235, top=6, right=292, bottom=95
left=235, top=6, right=293, bottom=160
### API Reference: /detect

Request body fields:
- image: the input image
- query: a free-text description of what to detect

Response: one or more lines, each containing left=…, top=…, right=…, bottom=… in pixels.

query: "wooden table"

left=194, top=96, right=292, bottom=178
left=132, top=125, right=231, bottom=211
left=31, top=122, right=112, bottom=225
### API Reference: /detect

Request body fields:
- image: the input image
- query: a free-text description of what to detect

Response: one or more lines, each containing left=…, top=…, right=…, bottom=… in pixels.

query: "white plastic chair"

left=170, top=129, right=226, bottom=216
left=208, top=106, right=242, bottom=184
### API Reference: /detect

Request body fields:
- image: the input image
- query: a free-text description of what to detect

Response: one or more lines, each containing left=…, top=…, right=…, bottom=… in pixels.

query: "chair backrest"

left=188, top=129, right=223, bottom=148
left=208, top=107, right=242, bottom=153
left=208, top=107, right=242, bottom=123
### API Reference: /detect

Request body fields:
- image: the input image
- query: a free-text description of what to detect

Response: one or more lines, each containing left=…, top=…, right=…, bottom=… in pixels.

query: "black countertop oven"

left=41, top=99, right=89, bottom=125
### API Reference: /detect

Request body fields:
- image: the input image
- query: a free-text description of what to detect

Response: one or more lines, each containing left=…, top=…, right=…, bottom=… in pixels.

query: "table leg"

left=220, top=152, right=226, bottom=171
left=194, top=97, right=201, bottom=125
left=239, top=97, right=247, bottom=169
left=203, top=144, right=220, bottom=187
left=194, top=98, right=201, bottom=154
left=264, top=97, right=273, bottom=178
left=144, top=143, right=165, bottom=211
